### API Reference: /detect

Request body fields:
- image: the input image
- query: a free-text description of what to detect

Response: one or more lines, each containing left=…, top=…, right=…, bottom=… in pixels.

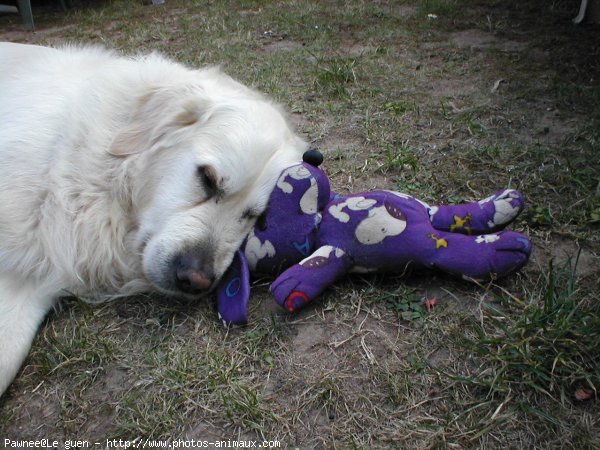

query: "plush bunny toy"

left=216, top=152, right=531, bottom=325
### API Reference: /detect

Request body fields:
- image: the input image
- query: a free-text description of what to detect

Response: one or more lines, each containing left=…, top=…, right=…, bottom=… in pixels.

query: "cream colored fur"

left=0, top=43, right=306, bottom=395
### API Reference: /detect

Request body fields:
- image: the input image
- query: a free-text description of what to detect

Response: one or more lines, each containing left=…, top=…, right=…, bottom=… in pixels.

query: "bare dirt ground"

left=0, top=1, right=598, bottom=448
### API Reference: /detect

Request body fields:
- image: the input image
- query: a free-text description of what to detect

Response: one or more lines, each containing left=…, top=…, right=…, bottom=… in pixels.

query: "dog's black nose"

left=175, top=254, right=214, bottom=294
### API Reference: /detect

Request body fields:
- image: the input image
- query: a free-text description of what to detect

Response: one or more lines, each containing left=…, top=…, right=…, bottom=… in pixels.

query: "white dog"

left=0, top=43, right=307, bottom=395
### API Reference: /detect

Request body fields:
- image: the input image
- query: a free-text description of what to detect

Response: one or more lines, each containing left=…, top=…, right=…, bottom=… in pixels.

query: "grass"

left=422, top=256, right=599, bottom=448
left=312, top=53, right=359, bottom=98
left=442, top=255, right=599, bottom=403
left=418, top=0, right=462, bottom=19
left=1, top=0, right=599, bottom=448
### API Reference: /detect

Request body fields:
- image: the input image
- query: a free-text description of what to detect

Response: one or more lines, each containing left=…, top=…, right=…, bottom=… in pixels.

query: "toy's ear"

left=303, top=148, right=324, bottom=167
left=216, top=249, right=250, bottom=326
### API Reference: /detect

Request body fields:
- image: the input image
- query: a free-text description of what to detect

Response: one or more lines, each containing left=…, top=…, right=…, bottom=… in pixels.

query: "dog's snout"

left=175, top=253, right=214, bottom=294
left=176, top=267, right=212, bottom=293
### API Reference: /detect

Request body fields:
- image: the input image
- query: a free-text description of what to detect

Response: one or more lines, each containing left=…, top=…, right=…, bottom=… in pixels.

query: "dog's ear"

left=108, top=87, right=209, bottom=156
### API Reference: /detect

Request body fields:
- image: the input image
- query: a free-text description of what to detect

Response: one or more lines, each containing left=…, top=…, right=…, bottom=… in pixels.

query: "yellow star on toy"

left=428, top=233, right=448, bottom=249
left=450, top=213, right=472, bottom=234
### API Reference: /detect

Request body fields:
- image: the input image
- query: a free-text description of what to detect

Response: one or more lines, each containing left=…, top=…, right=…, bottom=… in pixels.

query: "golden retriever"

left=0, top=43, right=307, bottom=395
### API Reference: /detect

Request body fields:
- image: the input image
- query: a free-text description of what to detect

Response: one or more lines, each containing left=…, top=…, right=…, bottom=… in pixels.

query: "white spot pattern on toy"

left=355, top=205, right=407, bottom=245
left=488, top=189, right=520, bottom=228
left=299, top=245, right=345, bottom=266
left=300, top=178, right=318, bottom=214
left=276, top=164, right=318, bottom=213
left=277, top=164, right=312, bottom=194
left=244, top=229, right=276, bottom=270
left=428, top=205, right=439, bottom=220
left=475, top=234, right=500, bottom=244
left=329, top=196, right=377, bottom=223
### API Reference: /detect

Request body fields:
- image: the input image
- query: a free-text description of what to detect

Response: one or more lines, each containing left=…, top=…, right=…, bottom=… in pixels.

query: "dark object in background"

left=0, top=0, right=70, bottom=30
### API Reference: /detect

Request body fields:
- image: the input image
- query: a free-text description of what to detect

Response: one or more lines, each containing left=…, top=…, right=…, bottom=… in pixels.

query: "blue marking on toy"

left=226, top=277, right=241, bottom=298
left=293, top=238, right=311, bottom=256
left=517, top=237, right=531, bottom=251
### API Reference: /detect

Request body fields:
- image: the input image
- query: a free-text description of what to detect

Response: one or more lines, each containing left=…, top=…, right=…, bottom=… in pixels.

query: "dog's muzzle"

left=173, top=251, right=215, bottom=294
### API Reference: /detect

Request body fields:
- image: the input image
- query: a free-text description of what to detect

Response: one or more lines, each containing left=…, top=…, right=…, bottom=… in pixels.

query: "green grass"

left=418, top=0, right=462, bottom=18
left=444, top=255, right=599, bottom=403
left=313, top=54, right=358, bottom=98
left=421, top=256, right=599, bottom=448
left=1, top=0, right=599, bottom=448
left=383, top=142, right=420, bottom=173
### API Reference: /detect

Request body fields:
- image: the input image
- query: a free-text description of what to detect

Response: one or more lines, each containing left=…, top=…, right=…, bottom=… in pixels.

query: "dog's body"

left=0, top=43, right=306, bottom=395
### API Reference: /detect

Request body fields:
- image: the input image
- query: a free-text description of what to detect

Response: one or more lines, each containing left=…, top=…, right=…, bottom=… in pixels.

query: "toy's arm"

left=271, top=245, right=352, bottom=312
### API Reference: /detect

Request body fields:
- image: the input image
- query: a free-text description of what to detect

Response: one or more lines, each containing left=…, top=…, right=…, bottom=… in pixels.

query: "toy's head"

left=216, top=150, right=330, bottom=325
left=244, top=160, right=330, bottom=274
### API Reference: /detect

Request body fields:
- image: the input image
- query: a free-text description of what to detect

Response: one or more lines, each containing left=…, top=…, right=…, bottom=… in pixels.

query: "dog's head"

left=110, top=68, right=307, bottom=296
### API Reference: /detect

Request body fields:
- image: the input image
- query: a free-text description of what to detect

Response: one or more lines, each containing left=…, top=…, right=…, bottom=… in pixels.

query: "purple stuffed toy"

left=217, top=153, right=531, bottom=325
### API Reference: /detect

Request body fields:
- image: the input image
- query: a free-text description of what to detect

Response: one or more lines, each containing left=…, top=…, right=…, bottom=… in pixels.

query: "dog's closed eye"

left=242, top=208, right=268, bottom=231
left=197, top=165, right=221, bottom=200
left=256, top=210, right=268, bottom=231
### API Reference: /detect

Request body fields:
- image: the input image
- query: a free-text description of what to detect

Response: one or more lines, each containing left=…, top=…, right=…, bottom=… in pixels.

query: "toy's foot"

left=271, top=245, right=352, bottom=313
left=270, top=263, right=337, bottom=313
left=271, top=274, right=312, bottom=313
left=430, top=189, right=525, bottom=235
left=471, top=231, right=531, bottom=280
left=427, top=230, right=532, bottom=281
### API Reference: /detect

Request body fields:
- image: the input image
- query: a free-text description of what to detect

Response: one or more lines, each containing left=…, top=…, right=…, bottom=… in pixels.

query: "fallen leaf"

left=574, top=387, right=594, bottom=401
left=423, top=297, right=438, bottom=312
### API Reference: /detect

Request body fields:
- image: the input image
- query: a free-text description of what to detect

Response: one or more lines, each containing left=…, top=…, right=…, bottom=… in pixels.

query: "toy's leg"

left=419, top=230, right=531, bottom=281
left=429, top=189, right=524, bottom=235
left=271, top=245, right=352, bottom=312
